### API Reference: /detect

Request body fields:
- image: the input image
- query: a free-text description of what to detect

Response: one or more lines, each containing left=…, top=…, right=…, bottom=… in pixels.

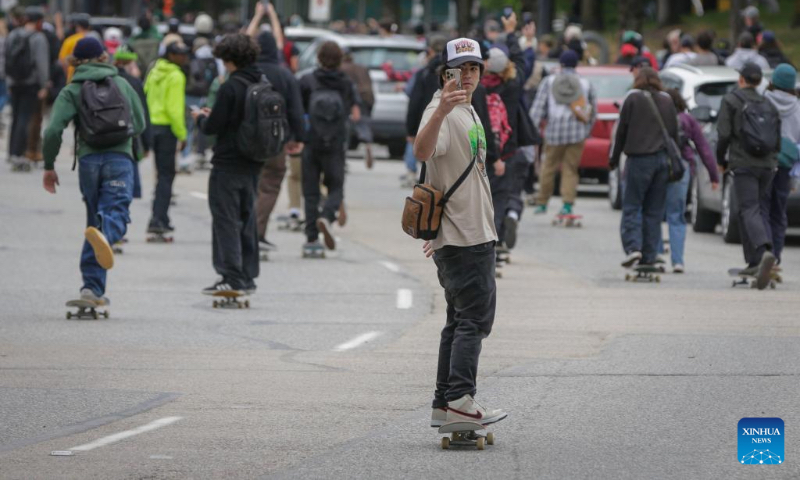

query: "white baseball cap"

left=443, top=38, right=484, bottom=68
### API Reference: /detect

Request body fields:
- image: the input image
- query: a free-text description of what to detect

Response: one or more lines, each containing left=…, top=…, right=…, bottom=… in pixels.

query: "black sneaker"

left=503, top=215, right=518, bottom=249
left=259, top=238, right=277, bottom=252
left=756, top=251, right=776, bottom=290
left=243, top=282, right=257, bottom=295
left=202, top=279, right=243, bottom=296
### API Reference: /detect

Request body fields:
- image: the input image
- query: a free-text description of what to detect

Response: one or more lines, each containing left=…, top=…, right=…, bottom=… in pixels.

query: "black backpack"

left=733, top=90, right=780, bottom=158
left=77, top=77, right=135, bottom=148
left=233, top=75, right=287, bottom=162
left=5, top=31, right=35, bottom=83
left=186, top=57, right=218, bottom=97
left=308, top=78, right=347, bottom=150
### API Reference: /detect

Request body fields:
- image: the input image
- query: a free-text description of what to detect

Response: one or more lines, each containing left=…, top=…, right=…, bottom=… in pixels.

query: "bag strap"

left=642, top=91, right=672, bottom=146
left=418, top=108, right=481, bottom=206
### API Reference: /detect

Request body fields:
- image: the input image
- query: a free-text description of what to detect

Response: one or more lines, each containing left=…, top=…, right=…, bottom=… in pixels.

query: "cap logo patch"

left=454, top=40, right=476, bottom=54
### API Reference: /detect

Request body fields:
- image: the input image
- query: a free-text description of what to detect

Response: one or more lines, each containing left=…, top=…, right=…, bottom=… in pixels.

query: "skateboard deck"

left=277, top=215, right=303, bottom=232
left=211, top=291, right=250, bottom=309
left=147, top=233, right=174, bottom=243
left=302, top=243, right=325, bottom=259
left=728, top=268, right=778, bottom=289
left=65, top=299, right=109, bottom=320
left=625, top=264, right=662, bottom=283
left=552, top=213, right=583, bottom=228
left=437, top=421, right=495, bottom=450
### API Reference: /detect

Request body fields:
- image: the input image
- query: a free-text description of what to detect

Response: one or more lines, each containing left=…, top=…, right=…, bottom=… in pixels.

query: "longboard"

left=728, top=268, right=778, bottom=289
left=437, top=421, right=495, bottom=450
left=211, top=291, right=250, bottom=309
left=552, top=213, right=583, bottom=228
left=625, top=264, right=662, bottom=283
left=65, top=299, right=109, bottom=320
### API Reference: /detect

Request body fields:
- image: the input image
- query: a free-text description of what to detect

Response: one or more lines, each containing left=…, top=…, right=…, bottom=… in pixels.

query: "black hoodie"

left=197, top=64, right=264, bottom=175
left=299, top=68, right=357, bottom=114
left=255, top=32, right=305, bottom=142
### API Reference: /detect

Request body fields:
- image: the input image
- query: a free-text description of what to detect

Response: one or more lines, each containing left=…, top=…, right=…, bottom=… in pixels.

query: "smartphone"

left=503, top=6, right=514, bottom=18
left=445, top=68, right=462, bottom=90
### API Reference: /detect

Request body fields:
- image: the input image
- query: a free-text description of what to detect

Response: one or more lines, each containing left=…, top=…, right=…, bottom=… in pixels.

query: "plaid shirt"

left=529, top=71, right=597, bottom=146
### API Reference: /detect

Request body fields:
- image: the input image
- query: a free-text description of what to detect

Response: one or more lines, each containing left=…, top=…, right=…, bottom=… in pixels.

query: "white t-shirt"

left=419, top=90, right=497, bottom=250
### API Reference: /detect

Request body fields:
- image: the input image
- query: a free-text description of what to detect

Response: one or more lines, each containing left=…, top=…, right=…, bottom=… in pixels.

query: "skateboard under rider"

left=437, top=421, right=496, bottom=450
left=551, top=213, right=582, bottom=228
left=147, top=233, right=174, bottom=243
left=728, top=268, right=779, bottom=289
left=624, top=264, right=662, bottom=283
left=302, top=242, right=325, bottom=259
left=210, top=291, right=250, bottom=309
left=65, top=299, right=109, bottom=320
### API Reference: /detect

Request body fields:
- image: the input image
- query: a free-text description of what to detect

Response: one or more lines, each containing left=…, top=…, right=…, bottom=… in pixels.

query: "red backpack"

left=486, top=92, right=512, bottom=153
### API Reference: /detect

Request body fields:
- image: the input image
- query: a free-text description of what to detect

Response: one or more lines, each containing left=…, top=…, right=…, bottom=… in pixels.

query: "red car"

left=537, top=65, right=631, bottom=183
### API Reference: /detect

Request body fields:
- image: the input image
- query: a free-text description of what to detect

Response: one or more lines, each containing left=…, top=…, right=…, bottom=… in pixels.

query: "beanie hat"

left=772, top=63, right=797, bottom=91
left=486, top=47, right=509, bottom=73
left=559, top=49, right=579, bottom=68
left=73, top=37, right=104, bottom=60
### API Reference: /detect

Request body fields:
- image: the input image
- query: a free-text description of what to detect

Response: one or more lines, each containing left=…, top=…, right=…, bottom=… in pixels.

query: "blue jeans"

left=620, top=152, right=668, bottom=264
left=657, top=160, right=690, bottom=266
left=180, top=95, right=204, bottom=167
left=404, top=140, right=417, bottom=174
left=79, top=153, right=134, bottom=296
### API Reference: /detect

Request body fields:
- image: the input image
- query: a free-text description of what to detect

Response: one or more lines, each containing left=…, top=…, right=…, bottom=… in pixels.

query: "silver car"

left=298, top=33, right=426, bottom=158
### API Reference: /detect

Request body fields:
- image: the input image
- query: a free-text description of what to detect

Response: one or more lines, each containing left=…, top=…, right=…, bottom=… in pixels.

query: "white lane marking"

left=379, top=261, right=400, bottom=273
left=396, top=289, right=413, bottom=309
left=67, top=416, right=183, bottom=453
left=190, top=191, right=208, bottom=200
left=334, top=331, right=381, bottom=352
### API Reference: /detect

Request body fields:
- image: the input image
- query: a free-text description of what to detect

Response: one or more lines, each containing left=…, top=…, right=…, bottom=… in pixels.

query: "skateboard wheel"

left=625, top=274, right=630, bottom=281
left=213, top=300, right=219, bottom=308
left=770, top=282, right=776, bottom=289
left=66, top=312, right=72, bottom=320
left=476, top=437, right=485, bottom=450
left=441, top=437, right=450, bottom=450
left=244, top=300, right=250, bottom=308
left=92, top=311, right=98, bottom=320
left=103, top=311, right=109, bottom=319
left=486, top=432, right=495, bottom=445
left=655, top=276, right=661, bottom=283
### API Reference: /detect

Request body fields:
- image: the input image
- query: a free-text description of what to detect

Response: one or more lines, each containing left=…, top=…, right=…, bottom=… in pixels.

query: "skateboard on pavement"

left=211, top=291, right=250, bottom=309
left=65, top=299, right=109, bottom=320
left=728, top=268, right=778, bottom=289
left=146, top=233, right=174, bottom=243
left=438, top=421, right=495, bottom=450
left=625, top=264, right=662, bottom=283
left=302, top=242, right=325, bottom=259
left=551, top=213, right=582, bottom=228
left=276, top=215, right=303, bottom=232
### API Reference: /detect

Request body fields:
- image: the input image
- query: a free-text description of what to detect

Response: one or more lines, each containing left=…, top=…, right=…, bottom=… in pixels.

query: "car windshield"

left=583, top=74, right=631, bottom=99
left=694, top=82, right=736, bottom=112
left=349, top=47, right=421, bottom=71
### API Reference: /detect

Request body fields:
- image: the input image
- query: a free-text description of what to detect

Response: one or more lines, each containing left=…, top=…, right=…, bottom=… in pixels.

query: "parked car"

left=297, top=33, right=425, bottom=158
left=609, top=64, right=800, bottom=242
left=284, top=26, right=333, bottom=55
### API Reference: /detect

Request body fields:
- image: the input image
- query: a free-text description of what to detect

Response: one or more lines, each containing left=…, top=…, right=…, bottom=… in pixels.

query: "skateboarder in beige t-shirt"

left=414, top=38, right=507, bottom=428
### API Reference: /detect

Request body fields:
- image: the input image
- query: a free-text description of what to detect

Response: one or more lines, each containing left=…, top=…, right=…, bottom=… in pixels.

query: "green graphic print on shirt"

left=469, top=122, right=487, bottom=175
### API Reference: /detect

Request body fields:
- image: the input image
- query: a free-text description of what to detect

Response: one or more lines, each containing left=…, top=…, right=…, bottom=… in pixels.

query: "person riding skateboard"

left=414, top=38, right=508, bottom=427
left=41, top=37, right=145, bottom=304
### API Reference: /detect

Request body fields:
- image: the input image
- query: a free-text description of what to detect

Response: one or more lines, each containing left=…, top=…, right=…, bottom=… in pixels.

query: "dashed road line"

left=190, top=191, right=208, bottom=200
left=334, top=331, right=381, bottom=352
left=65, top=416, right=183, bottom=453
left=379, top=261, right=400, bottom=273
left=396, top=289, right=413, bottom=309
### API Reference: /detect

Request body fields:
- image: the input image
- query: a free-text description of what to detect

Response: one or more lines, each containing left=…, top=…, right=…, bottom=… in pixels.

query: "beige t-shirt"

left=419, top=90, right=497, bottom=250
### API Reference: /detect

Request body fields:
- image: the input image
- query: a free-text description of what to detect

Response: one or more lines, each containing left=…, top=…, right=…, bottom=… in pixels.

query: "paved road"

left=1, top=146, right=798, bottom=479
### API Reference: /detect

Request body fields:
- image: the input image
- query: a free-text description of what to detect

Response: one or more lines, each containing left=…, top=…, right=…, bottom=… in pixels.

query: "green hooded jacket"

left=144, top=58, right=187, bottom=141
left=43, top=63, right=146, bottom=171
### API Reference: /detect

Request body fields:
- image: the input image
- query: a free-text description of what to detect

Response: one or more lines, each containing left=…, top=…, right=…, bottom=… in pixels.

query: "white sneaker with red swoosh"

left=446, top=394, right=507, bottom=425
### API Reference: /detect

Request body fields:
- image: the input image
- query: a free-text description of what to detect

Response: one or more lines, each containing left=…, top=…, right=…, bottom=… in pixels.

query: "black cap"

left=630, top=56, right=649, bottom=71
left=738, top=62, right=763, bottom=84
left=166, top=42, right=190, bottom=56
left=24, top=6, right=45, bottom=22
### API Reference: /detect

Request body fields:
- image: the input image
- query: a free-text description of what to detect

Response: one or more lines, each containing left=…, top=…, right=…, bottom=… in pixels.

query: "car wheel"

left=721, top=179, right=741, bottom=244
left=388, top=142, right=406, bottom=159
left=608, top=168, right=622, bottom=210
left=691, top=176, right=718, bottom=233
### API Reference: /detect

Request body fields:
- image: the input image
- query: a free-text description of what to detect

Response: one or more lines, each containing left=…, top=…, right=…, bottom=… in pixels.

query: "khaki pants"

left=287, top=153, right=303, bottom=212
left=537, top=141, right=584, bottom=206
left=256, top=149, right=287, bottom=239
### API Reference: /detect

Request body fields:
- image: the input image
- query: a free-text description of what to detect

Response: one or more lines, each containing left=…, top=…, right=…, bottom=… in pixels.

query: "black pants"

left=150, top=126, right=177, bottom=229
left=302, top=145, right=345, bottom=242
left=432, top=241, right=497, bottom=407
left=208, top=169, right=260, bottom=290
left=620, top=152, right=668, bottom=264
left=8, top=85, right=39, bottom=157
left=734, top=167, right=774, bottom=267
left=769, top=167, right=791, bottom=263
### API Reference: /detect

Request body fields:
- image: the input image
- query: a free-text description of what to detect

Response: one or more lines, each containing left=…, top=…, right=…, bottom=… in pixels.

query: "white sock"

left=507, top=211, right=519, bottom=221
